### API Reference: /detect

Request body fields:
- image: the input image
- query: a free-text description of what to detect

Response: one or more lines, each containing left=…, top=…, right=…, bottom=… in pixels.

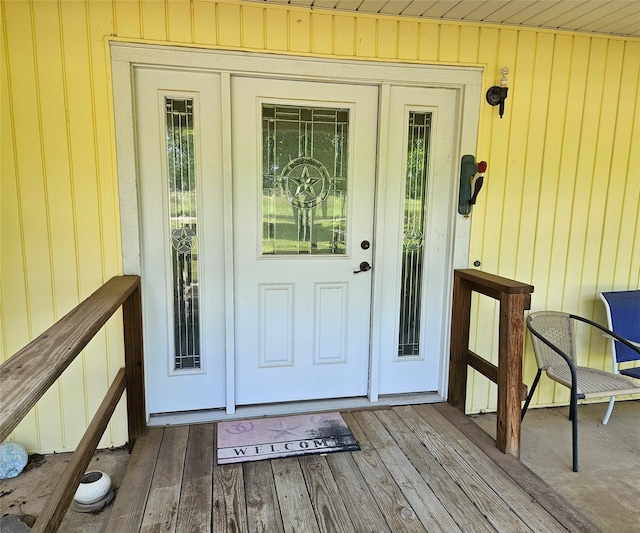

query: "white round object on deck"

left=73, top=471, right=112, bottom=504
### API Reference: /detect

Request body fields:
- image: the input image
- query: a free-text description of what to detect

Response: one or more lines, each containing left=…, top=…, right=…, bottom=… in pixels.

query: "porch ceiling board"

left=247, top=0, right=640, bottom=37
left=103, top=404, right=598, bottom=533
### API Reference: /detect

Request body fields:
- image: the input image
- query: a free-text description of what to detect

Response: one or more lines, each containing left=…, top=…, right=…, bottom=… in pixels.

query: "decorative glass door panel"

left=398, top=111, right=432, bottom=357
left=262, top=105, right=349, bottom=255
left=165, top=97, right=201, bottom=370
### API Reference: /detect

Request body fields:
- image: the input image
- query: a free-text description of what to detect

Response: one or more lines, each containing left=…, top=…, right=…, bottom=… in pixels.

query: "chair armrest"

left=602, top=333, right=640, bottom=348
left=573, top=315, right=640, bottom=356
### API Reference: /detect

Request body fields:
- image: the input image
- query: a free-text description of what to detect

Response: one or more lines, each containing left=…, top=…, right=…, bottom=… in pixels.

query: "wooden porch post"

left=496, top=291, right=530, bottom=456
left=448, top=272, right=473, bottom=411
left=122, top=282, right=146, bottom=450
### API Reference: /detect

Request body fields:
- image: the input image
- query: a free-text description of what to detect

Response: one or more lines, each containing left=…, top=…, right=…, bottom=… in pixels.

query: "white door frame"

left=111, top=42, right=482, bottom=419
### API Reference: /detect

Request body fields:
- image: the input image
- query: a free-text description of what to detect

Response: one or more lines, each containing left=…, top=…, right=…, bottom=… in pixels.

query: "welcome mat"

left=217, top=412, right=359, bottom=464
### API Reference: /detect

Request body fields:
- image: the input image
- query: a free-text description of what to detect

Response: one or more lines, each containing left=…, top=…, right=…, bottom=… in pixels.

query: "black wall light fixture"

left=486, top=67, right=509, bottom=118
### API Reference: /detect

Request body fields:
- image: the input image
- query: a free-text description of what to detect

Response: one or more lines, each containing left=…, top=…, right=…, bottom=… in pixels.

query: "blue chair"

left=599, top=290, right=640, bottom=424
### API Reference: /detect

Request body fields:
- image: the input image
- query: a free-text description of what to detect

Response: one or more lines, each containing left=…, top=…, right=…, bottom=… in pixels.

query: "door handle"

left=353, top=261, right=371, bottom=274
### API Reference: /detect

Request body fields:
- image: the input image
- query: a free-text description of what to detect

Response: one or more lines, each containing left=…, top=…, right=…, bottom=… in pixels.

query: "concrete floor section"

left=0, top=400, right=637, bottom=532
left=473, top=400, right=639, bottom=533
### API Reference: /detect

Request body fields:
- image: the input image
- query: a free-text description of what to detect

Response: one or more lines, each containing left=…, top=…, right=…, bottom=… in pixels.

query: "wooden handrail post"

left=448, top=269, right=533, bottom=459
left=448, top=273, right=473, bottom=411
left=496, top=292, right=530, bottom=456
left=123, top=283, right=146, bottom=451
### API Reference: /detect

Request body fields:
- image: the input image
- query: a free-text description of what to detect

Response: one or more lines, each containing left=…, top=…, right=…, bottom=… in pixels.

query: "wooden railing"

left=0, top=276, right=145, bottom=533
left=448, top=269, right=534, bottom=459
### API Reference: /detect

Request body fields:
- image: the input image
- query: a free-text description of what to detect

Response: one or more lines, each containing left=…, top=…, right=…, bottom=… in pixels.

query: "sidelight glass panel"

left=262, top=104, right=349, bottom=255
left=398, top=112, right=432, bottom=357
left=165, top=97, right=200, bottom=370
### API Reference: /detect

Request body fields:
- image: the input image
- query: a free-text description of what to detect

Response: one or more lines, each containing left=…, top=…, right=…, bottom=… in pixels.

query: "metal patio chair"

left=522, top=311, right=640, bottom=472
left=599, top=290, right=640, bottom=424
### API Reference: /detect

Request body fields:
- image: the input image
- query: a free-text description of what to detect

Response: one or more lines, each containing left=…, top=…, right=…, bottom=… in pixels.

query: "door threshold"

left=148, top=392, right=444, bottom=427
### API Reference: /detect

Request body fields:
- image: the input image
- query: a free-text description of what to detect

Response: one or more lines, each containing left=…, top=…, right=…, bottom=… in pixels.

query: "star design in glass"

left=289, top=164, right=321, bottom=201
left=171, top=227, right=195, bottom=254
left=281, top=156, right=330, bottom=209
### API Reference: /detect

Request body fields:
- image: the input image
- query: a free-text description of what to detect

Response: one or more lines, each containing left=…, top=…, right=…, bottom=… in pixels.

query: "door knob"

left=353, top=261, right=371, bottom=274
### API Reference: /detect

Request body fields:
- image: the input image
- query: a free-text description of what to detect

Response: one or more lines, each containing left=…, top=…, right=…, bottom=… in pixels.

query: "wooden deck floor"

left=105, top=403, right=598, bottom=533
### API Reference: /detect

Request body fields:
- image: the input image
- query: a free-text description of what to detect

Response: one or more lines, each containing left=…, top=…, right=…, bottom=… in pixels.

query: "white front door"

left=231, top=78, right=378, bottom=405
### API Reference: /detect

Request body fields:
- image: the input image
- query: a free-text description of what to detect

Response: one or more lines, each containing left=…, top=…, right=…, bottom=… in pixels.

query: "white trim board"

left=148, top=393, right=445, bottom=427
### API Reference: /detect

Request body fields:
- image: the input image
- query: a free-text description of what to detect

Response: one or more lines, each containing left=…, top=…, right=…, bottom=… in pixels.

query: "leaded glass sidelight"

left=262, top=104, right=349, bottom=255
left=166, top=97, right=200, bottom=370
left=398, top=112, right=432, bottom=357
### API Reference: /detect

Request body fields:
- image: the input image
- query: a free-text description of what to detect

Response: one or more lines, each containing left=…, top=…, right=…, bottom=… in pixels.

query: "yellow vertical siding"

left=141, top=0, right=167, bottom=41
left=376, top=19, right=397, bottom=59
left=217, top=2, right=241, bottom=47
left=1, top=0, right=638, bottom=452
left=311, top=13, right=332, bottom=55
left=192, top=0, right=217, bottom=45
left=289, top=11, right=311, bottom=53
left=242, top=6, right=264, bottom=49
left=397, top=20, right=418, bottom=60
left=334, top=15, right=355, bottom=56
left=113, top=0, right=142, bottom=39
left=356, top=17, right=376, bottom=58
left=417, top=21, right=438, bottom=62
left=167, top=0, right=193, bottom=44
left=265, top=9, right=287, bottom=51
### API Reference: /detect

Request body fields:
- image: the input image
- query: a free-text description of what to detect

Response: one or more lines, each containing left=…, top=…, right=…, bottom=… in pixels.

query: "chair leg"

left=521, top=369, right=542, bottom=421
left=602, top=396, right=616, bottom=425
left=569, top=398, right=575, bottom=421
left=571, top=392, right=579, bottom=472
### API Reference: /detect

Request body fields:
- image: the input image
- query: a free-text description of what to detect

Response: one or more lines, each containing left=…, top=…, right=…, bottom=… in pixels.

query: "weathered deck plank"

left=139, top=426, right=189, bottom=533
left=325, top=451, right=391, bottom=533
left=299, top=455, right=354, bottom=532
left=106, top=405, right=598, bottom=533
left=176, top=424, right=214, bottom=533
left=213, top=463, right=247, bottom=533
left=244, top=460, right=284, bottom=533
left=105, top=428, right=163, bottom=533
left=271, top=457, right=320, bottom=533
